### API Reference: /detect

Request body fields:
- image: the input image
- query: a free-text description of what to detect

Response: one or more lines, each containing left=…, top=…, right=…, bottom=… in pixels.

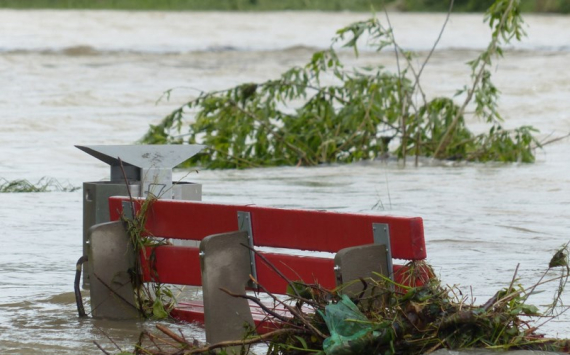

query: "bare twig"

left=382, top=11, right=409, bottom=166
left=524, top=246, right=569, bottom=306
left=524, top=274, right=569, bottom=291
left=279, top=262, right=305, bottom=284
left=508, top=263, right=520, bottom=293
left=147, top=330, right=184, bottom=350
left=156, top=324, right=192, bottom=347
left=238, top=244, right=327, bottom=338
left=482, top=264, right=520, bottom=312
left=416, top=0, right=455, bottom=91
left=93, top=325, right=123, bottom=353
left=534, top=305, right=570, bottom=329
left=358, top=277, right=369, bottom=299
left=220, top=287, right=291, bottom=323
left=247, top=276, right=328, bottom=339
left=382, top=11, right=401, bottom=82
left=184, top=328, right=304, bottom=354
left=540, top=132, right=570, bottom=146
left=413, top=0, right=455, bottom=166
left=234, top=245, right=329, bottom=339
left=147, top=331, right=164, bottom=353
left=90, top=273, right=138, bottom=314
left=239, top=243, right=305, bottom=302
left=136, top=331, right=146, bottom=354
left=118, top=157, right=135, bottom=219
left=482, top=291, right=500, bottom=312
left=93, top=341, right=111, bottom=355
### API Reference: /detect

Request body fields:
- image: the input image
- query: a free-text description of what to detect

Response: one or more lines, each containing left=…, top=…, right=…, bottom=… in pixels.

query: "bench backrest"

left=108, top=196, right=426, bottom=293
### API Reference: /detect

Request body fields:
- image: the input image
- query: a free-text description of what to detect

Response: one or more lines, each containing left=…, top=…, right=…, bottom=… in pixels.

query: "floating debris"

left=0, top=177, right=78, bottom=193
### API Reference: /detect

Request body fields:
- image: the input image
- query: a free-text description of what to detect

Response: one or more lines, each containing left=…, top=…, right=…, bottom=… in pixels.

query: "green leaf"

left=152, top=298, right=169, bottom=319
left=294, top=335, right=309, bottom=350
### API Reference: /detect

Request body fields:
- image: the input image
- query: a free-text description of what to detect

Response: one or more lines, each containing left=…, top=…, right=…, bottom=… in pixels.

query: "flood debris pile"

left=119, top=245, right=570, bottom=355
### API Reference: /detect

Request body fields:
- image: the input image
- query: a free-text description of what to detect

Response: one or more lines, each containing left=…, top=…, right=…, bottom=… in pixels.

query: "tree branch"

left=433, top=0, right=515, bottom=159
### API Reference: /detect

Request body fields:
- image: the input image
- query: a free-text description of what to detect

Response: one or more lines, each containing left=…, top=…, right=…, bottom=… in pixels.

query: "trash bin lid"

left=75, top=145, right=205, bottom=169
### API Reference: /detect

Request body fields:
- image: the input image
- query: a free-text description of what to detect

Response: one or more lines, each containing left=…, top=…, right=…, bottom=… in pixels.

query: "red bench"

left=99, top=196, right=429, bottom=344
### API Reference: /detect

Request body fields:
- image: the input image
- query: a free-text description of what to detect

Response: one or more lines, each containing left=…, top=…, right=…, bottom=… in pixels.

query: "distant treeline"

left=0, top=0, right=568, bottom=13
left=400, top=0, right=569, bottom=12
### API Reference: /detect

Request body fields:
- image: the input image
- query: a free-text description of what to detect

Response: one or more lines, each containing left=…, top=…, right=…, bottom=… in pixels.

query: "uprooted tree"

left=142, top=0, right=541, bottom=169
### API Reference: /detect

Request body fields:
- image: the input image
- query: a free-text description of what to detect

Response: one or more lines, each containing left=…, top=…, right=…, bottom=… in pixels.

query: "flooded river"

left=0, top=9, right=569, bottom=354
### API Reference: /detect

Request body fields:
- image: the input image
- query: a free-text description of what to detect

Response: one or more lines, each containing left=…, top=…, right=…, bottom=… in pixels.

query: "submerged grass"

left=0, top=177, right=78, bottom=192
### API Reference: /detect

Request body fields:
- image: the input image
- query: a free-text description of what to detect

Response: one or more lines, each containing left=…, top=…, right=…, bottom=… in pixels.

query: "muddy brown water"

left=0, top=10, right=569, bottom=354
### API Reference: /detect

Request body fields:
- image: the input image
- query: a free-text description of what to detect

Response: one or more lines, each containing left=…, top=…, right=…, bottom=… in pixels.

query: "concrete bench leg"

left=88, top=221, right=139, bottom=319
left=200, top=230, right=255, bottom=346
left=334, top=244, right=389, bottom=298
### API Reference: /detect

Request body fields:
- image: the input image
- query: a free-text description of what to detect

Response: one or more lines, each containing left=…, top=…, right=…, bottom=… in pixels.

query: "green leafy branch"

left=433, top=0, right=527, bottom=158
left=142, top=0, right=542, bottom=168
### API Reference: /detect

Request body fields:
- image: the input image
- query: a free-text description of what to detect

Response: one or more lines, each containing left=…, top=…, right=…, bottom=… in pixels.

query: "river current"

left=0, top=10, right=569, bottom=354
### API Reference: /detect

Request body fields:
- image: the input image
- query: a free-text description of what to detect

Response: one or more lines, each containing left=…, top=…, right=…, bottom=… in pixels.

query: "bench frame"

left=87, top=196, right=429, bottom=344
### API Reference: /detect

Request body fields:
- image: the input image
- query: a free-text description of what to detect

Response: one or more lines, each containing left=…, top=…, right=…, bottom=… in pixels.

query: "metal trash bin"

left=76, top=144, right=204, bottom=288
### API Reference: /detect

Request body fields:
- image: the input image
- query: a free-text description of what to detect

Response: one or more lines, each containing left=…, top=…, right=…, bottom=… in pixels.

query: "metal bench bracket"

left=237, top=211, right=257, bottom=289
left=373, top=223, right=393, bottom=279
left=121, top=200, right=135, bottom=220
